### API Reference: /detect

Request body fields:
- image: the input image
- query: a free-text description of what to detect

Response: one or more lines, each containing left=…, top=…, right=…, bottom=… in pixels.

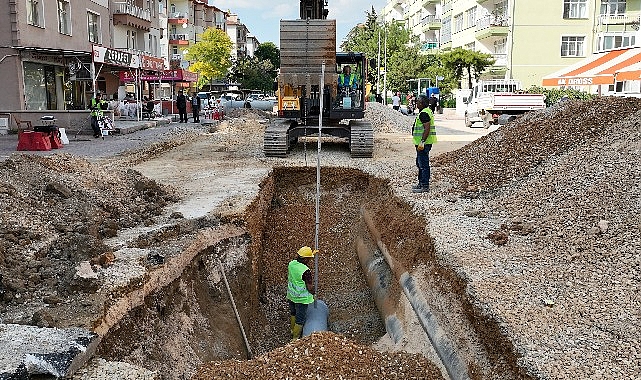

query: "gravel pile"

left=365, top=102, right=415, bottom=133
left=193, top=331, right=443, bottom=379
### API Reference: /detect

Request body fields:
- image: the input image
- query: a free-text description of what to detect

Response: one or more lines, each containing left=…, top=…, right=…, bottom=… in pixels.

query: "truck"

left=263, top=0, right=373, bottom=157
left=463, top=79, right=546, bottom=128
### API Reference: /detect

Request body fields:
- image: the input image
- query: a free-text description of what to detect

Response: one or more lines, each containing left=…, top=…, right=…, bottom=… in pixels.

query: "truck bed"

left=477, top=93, right=546, bottom=111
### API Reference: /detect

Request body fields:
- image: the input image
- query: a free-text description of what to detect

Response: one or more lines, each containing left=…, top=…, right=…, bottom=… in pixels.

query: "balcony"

left=442, top=3, right=452, bottom=14
left=168, top=12, right=188, bottom=25
left=422, top=0, right=439, bottom=4
left=476, top=0, right=490, bottom=3
left=168, top=34, right=190, bottom=45
left=598, top=12, right=640, bottom=26
left=491, top=53, right=508, bottom=67
left=475, top=15, right=509, bottom=40
left=421, top=15, right=442, bottom=30
left=113, top=2, right=151, bottom=32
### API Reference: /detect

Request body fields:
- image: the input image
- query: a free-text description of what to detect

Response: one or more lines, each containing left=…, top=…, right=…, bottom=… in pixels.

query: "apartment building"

left=380, top=0, right=641, bottom=92
left=0, top=0, right=112, bottom=111
left=167, top=0, right=228, bottom=68
left=226, top=13, right=258, bottom=61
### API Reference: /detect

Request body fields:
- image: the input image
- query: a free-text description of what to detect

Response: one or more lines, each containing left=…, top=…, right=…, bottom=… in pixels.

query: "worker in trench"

left=287, top=246, right=318, bottom=340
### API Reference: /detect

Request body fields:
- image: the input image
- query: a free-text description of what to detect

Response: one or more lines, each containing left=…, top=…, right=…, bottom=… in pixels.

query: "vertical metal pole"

left=377, top=29, right=381, bottom=96
left=314, top=62, right=324, bottom=300
left=383, top=25, right=388, bottom=105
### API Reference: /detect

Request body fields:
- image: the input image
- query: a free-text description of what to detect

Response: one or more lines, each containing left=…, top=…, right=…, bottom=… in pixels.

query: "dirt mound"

left=193, top=331, right=444, bottom=379
left=225, top=108, right=273, bottom=119
left=0, top=154, right=177, bottom=327
left=432, top=96, right=641, bottom=192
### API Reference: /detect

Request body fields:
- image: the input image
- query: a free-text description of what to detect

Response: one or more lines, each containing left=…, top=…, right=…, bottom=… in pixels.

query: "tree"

left=183, top=28, right=233, bottom=88
left=230, top=56, right=276, bottom=93
left=255, top=42, right=280, bottom=70
left=440, top=47, right=495, bottom=89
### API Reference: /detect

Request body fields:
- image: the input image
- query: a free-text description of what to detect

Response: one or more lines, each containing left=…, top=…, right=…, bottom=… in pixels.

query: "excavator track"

left=264, top=119, right=292, bottom=157
left=349, top=120, right=374, bottom=158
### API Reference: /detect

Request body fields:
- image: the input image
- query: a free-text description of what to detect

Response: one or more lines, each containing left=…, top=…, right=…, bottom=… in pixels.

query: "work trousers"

left=416, top=144, right=432, bottom=188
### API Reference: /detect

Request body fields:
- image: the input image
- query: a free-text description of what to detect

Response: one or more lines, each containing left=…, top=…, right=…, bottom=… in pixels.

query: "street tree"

left=255, top=42, right=280, bottom=70
left=440, top=47, right=495, bottom=89
left=183, top=28, right=233, bottom=88
left=230, top=56, right=276, bottom=93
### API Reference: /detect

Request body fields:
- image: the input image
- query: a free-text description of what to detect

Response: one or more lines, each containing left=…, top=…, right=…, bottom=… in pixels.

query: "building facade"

left=380, top=0, right=641, bottom=91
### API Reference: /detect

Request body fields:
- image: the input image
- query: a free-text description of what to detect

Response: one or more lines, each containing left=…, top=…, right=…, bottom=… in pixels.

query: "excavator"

left=263, top=0, right=374, bottom=158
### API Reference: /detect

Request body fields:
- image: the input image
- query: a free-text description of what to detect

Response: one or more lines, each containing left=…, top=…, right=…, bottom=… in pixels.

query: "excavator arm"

left=300, top=0, right=329, bottom=19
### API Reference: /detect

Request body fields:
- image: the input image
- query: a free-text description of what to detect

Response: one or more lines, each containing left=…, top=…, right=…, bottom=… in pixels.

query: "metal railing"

left=168, top=34, right=189, bottom=41
left=598, top=12, right=640, bottom=26
left=114, top=2, right=151, bottom=22
left=422, top=14, right=441, bottom=24
left=475, top=15, right=509, bottom=31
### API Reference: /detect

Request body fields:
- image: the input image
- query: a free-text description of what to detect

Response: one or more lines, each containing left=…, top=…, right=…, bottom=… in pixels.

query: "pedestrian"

left=392, top=92, right=401, bottom=111
left=428, top=94, right=438, bottom=113
left=176, top=90, right=187, bottom=123
left=89, top=92, right=108, bottom=138
left=287, top=245, right=318, bottom=341
left=411, top=95, right=437, bottom=193
left=190, top=92, right=201, bottom=123
left=375, top=92, right=382, bottom=103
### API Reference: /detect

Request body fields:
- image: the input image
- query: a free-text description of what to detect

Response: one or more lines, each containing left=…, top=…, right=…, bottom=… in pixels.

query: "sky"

left=211, top=0, right=389, bottom=47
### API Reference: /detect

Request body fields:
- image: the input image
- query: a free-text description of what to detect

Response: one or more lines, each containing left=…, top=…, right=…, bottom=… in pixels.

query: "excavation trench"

left=93, top=167, right=526, bottom=379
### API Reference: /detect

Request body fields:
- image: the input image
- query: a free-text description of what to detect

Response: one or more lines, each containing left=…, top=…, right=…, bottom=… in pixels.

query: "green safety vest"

left=287, top=260, right=314, bottom=304
left=90, top=98, right=104, bottom=117
left=412, top=107, right=437, bottom=145
left=339, top=73, right=357, bottom=88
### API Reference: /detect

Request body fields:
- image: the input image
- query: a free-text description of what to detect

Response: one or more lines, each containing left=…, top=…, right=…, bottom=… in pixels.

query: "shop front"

left=119, top=69, right=197, bottom=114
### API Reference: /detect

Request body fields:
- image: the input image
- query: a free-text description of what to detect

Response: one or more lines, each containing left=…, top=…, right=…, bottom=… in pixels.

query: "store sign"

left=140, top=55, right=166, bottom=71
left=119, top=69, right=197, bottom=82
left=93, top=45, right=139, bottom=68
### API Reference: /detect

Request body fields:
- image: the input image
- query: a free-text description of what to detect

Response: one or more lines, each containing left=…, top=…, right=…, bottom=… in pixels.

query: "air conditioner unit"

left=172, top=54, right=182, bottom=60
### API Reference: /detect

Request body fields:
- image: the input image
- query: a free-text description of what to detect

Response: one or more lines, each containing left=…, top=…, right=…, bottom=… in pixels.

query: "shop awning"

left=542, top=47, right=641, bottom=87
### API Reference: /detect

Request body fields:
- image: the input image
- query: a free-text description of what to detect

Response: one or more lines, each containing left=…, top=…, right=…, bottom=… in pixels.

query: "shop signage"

left=140, top=55, right=166, bottom=71
left=119, top=69, right=197, bottom=82
left=93, top=45, right=139, bottom=68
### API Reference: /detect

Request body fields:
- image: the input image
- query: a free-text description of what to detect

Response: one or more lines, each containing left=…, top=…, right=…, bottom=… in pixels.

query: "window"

left=454, top=13, right=463, bottom=33
left=127, top=30, right=137, bottom=50
left=27, top=0, right=43, bottom=27
left=564, top=0, right=588, bottom=18
left=600, top=0, right=626, bottom=15
left=87, top=12, right=100, bottom=43
left=561, top=36, right=585, bottom=56
left=599, top=34, right=636, bottom=50
left=57, top=0, right=71, bottom=35
left=494, top=38, right=507, bottom=54
left=465, top=42, right=475, bottom=50
left=466, top=6, right=476, bottom=28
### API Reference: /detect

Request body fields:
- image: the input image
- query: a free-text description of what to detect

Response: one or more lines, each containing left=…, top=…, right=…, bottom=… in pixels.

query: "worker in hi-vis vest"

left=287, top=246, right=318, bottom=340
left=411, top=94, right=437, bottom=193
left=338, top=65, right=358, bottom=92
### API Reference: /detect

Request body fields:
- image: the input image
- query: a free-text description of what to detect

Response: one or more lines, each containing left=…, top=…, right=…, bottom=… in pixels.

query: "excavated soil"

left=1, top=97, right=638, bottom=379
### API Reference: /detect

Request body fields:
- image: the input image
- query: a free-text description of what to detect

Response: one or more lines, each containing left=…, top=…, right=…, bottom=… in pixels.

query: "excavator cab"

left=331, top=52, right=367, bottom=120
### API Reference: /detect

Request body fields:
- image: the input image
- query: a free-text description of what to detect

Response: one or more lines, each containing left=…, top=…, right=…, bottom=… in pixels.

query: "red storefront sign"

left=140, top=55, right=166, bottom=71
left=119, top=69, right=198, bottom=82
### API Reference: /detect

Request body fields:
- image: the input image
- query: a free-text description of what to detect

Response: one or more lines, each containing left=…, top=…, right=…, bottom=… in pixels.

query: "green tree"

left=183, top=28, right=233, bottom=88
left=230, top=56, right=276, bottom=93
left=255, top=42, right=280, bottom=69
left=440, top=47, right=495, bottom=89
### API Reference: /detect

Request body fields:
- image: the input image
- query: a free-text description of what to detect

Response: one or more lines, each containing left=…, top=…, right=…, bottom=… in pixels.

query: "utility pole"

left=383, top=24, right=387, bottom=105
left=377, top=29, right=381, bottom=97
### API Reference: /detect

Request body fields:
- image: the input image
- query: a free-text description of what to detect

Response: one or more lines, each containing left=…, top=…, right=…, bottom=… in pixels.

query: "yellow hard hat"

left=298, top=246, right=318, bottom=258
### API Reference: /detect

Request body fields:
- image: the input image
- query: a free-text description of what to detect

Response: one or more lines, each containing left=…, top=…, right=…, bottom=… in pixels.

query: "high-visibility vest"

left=339, top=73, right=356, bottom=88
left=412, top=107, right=437, bottom=145
left=90, top=98, right=104, bottom=117
left=286, top=260, right=314, bottom=304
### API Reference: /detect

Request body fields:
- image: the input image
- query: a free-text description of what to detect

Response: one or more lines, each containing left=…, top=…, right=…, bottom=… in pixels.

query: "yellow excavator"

left=263, top=0, right=374, bottom=157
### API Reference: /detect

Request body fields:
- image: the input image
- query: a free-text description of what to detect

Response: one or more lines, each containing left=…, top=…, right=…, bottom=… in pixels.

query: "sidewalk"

left=0, top=116, right=183, bottom=162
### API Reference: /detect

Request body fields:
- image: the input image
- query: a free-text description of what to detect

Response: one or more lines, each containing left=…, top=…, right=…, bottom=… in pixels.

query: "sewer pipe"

left=361, top=209, right=470, bottom=380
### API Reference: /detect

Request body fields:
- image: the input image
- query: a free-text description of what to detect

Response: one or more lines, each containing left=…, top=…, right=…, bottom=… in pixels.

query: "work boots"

left=292, top=324, right=303, bottom=341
